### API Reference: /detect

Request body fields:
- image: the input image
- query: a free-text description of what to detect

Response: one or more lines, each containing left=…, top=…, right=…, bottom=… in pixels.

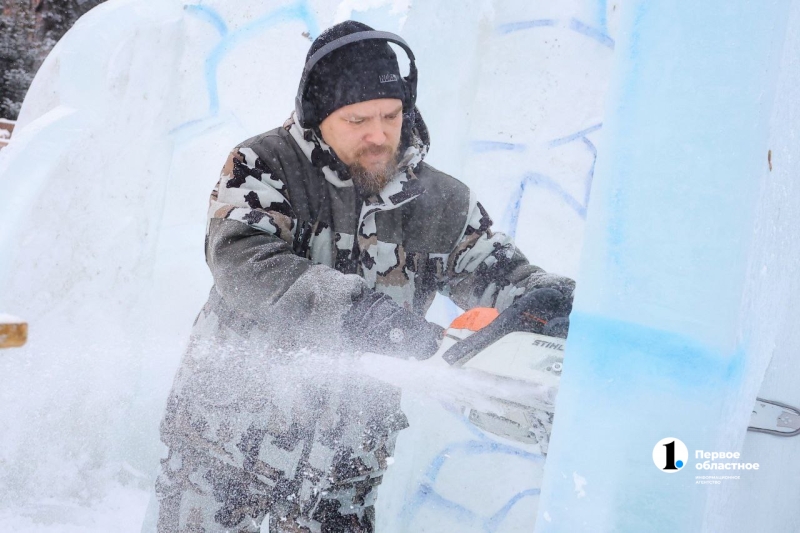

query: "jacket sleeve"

left=439, top=195, right=575, bottom=313
left=205, top=144, right=441, bottom=357
left=205, top=145, right=352, bottom=344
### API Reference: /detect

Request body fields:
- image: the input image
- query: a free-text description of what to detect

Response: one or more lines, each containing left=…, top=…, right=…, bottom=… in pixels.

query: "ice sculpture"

left=0, top=0, right=616, bottom=529
left=536, top=2, right=800, bottom=532
left=3, top=0, right=797, bottom=531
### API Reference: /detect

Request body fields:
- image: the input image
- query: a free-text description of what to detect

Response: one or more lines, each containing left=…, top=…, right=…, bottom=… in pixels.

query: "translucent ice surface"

left=1, top=0, right=798, bottom=531
left=536, top=2, right=800, bottom=532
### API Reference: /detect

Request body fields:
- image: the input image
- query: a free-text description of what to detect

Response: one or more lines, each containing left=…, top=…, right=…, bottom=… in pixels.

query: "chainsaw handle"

left=442, top=320, right=513, bottom=366
left=442, top=289, right=571, bottom=366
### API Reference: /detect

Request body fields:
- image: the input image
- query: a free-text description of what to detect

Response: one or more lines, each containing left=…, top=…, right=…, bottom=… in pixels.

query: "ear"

left=298, top=97, right=316, bottom=129
left=403, top=61, right=418, bottom=109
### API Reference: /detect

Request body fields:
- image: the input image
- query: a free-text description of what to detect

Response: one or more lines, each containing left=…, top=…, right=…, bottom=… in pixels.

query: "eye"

left=347, top=117, right=364, bottom=124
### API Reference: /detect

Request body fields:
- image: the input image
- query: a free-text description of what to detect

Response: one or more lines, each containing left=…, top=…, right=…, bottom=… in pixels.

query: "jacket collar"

left=284, top=109, right=430, bottom=212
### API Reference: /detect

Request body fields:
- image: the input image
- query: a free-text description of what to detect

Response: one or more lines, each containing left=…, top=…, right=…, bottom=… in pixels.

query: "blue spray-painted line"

left=398, top=406, right=546, bottom=530
left=175, top=1, right=318, bottom=134
left=496, top=19, right=557, bottom=35
left=548, top=122, right=603, bottom=147
left=400, top=416, right=546, bottom=532
left=424, top=439, right=546, bottom=482
left=406, top=483, right=484, bottom=525
left=567, top=312, right=748, bottom=388
left=471, top=140, right=527, bottom=153
left=507, top=173, right=587, bottom=237
left=502, top=124, right=602, bottom=236
left=496, top=17, right=614, bottom=49
left=203, top=1, right=317, bottom=116
left=170, top=116, right=218, bottom=136
left=581, top=136, right=597, bottom=207
left=184, top=4, right=228, bottom=36
left=596, top=0, right=608, bottom=34
left=486, top=488, right=541, bottom=532
left=568, top=17, right=615, bottom=49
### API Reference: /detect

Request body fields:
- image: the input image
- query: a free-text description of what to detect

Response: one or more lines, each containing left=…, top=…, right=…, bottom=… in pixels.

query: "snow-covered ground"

left=0, top=485, right=149, bottom=533
left=1, top=0, right=799, bottom=531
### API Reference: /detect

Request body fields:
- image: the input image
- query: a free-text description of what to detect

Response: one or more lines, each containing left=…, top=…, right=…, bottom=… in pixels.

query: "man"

left=154, top=20, right=574, bottom=533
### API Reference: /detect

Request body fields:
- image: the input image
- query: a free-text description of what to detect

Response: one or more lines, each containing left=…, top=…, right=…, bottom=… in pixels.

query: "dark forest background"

left=1, top=0, right=107, bottom=120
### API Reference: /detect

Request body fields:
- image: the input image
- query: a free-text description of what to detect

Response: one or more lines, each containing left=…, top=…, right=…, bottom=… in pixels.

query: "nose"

left=363, top=120, right=387, bottom=146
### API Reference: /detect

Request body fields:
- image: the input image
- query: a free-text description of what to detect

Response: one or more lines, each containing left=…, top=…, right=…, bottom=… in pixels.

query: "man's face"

left=319, top=98, right=404, bottom=196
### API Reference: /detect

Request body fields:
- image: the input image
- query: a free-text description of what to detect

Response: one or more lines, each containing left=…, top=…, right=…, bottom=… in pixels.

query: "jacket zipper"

left=350, top=192, right=362, bottom=274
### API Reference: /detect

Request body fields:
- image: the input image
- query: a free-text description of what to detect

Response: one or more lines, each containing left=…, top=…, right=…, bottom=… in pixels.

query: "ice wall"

left=0, top=0, right=618, bottom=529
left=535, top=2, right=798, bottom=532
left=708, top=3, right=800, bottom=531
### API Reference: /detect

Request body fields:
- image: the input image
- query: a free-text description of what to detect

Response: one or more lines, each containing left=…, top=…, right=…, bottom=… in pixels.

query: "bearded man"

left=153, top=20, right=574, bottom=533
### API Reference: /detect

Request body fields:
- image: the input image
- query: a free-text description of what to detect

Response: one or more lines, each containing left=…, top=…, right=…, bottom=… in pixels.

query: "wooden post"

left=0, top=314, right=27, bottom=348
left=0, top=119, right=14, bottom=150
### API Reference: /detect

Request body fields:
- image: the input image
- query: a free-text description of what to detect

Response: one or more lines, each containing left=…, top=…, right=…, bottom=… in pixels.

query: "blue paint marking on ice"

left=510, top=174, right=587, bottom=228
left=491, top=15, right=612, bottom=237
left=470, top=140, right=527, bottom=153
left=496, top=20, right=558, bottom=35
left=536, top=1, right=792, bottom=528
left=409, top=483, right=483, bottom=523
left=568, top=18, right=615, bottom=49
left=183, top=4, right=228, bottom=36
left=502, top=124, right=601, bottom=237
left=425, top=438, right=545, bottom=481
left=409, top=484, right=541, bottom=533
left=400, top=410, right=546, bottom=532
left=538, top=314, right=748, bottom=531
left=175, top=1, right=319, bottom=135
left=548, top=123, right=603, bottom=147
left=496, top=17, right=614, bottom=49
left=579, top=137, right=598, bottom=208
left=566, top=312, right=746, bottom=388
left=487, top=488, right=542, bottom=532
left=596, top=0, right=608, bottom=34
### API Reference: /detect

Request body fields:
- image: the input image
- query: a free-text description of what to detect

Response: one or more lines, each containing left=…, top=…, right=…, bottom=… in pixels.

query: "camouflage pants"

left=155, top=311, right=407, bottom=533
left=154, top=444, right=382, bottom=532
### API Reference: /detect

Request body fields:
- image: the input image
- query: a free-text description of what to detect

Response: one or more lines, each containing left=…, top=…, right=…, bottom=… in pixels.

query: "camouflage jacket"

left=203, top=110, right=570, bottom=353
left=154, top=111, right=574, bottom=531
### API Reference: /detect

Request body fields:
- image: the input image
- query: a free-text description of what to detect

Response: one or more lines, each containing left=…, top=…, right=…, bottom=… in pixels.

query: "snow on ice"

left=1, top=0, right=799, bottom=532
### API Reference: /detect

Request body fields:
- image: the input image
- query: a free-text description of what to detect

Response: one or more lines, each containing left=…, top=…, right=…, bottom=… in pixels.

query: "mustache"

left=355, top=144, right=394, bottom=158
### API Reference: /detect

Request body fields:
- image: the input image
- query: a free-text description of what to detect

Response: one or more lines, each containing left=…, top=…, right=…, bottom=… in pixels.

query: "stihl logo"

left=532, top=339, right=564, bottom=351
left=379, top=73, right=399, bottom=83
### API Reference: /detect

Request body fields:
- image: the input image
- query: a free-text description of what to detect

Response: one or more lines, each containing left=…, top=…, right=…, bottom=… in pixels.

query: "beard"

left=347, top=144, right=400, bottom=197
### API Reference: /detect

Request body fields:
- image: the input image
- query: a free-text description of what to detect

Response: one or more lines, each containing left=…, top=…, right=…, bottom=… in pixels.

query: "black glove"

left=442, top=287, right=573, bottom=366
left=342, top=289, right=443, bottom=359
left=526, top=272, right=576, bottom=301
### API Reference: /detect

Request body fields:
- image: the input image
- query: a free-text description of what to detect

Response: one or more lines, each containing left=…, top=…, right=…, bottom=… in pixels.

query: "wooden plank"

left=0, top=315, right=27, bottom=348
left=0, top=119, right=14, bottom=151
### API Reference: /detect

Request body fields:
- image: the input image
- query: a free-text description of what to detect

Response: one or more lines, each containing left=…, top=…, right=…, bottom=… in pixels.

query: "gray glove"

left=526, top=272, right=575, bottom=301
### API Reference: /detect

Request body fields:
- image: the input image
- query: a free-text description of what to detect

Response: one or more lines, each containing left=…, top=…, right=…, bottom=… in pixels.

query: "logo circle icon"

left=653, top=437, right=688, bottom=473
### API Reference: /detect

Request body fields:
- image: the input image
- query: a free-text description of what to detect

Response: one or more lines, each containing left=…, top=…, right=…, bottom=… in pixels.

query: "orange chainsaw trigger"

left=449, top=307, right=499, bottom=332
